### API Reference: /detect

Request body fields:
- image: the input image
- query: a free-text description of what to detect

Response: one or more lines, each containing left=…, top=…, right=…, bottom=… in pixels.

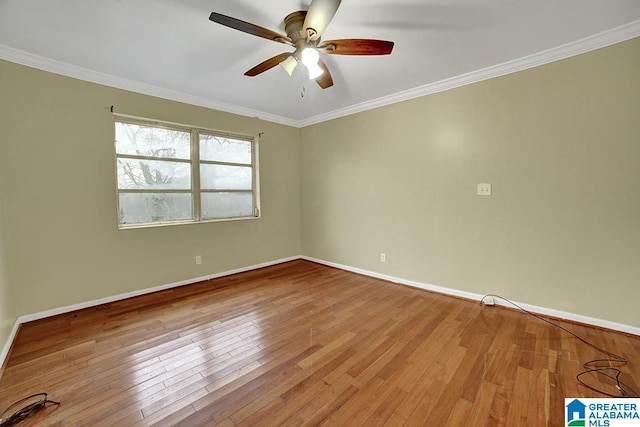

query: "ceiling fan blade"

left=303, top=0, right=342, bottom=41
left=210, top=12, right=290, bottom=44
left=244, top=53, right=293, bottom=77
left=315, top=58, right=334, bottom=89
left=318, top=39, right=394, bottom=55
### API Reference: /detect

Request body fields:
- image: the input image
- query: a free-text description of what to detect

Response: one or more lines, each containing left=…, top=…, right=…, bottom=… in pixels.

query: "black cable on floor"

left=0, top=393, right=60, bottom=427
left=481, top=293, right=638, bottom=398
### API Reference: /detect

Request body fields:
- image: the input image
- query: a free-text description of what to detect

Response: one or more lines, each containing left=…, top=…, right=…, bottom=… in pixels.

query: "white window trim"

left=113, top=113, right=261, bottom=229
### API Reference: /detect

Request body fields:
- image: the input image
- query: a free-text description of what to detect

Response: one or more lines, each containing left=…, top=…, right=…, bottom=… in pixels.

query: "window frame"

left=113, top=113, right=260, bottom=229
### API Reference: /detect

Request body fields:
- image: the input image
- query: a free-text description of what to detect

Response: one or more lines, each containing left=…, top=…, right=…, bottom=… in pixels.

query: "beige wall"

left=0, top=60, right=301, bottom=317
left=301, top=38, right=640, bottom=328
left=0, top=36, right=638, bottom=341
left=0, top=169, right=15, bottom=357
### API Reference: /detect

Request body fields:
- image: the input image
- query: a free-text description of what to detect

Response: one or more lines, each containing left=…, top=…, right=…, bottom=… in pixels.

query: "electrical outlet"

left=195, top=255, right=202, bottom=265
left=477, top=183, right=492, bottom=196
left=380, top=253, right=386, bottom=263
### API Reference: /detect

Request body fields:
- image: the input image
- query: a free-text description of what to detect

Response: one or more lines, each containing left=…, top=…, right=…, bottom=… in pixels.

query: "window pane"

left=200, top=134, right=252, bottom=164
left=200, top=164, right=252, bottom=190
left=201, top=192, right=253, bottom=219
left=114, top=116, right=258, bottom=227
left=117, top=158, right=191, bottom=190
left=115, top=122, right=191, bottom=160
left=118, top=193, right=192, bottom=225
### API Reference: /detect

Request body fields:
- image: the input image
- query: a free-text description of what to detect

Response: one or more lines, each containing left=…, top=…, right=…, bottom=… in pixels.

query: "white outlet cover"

left=477, top=183, right=492, bottom=196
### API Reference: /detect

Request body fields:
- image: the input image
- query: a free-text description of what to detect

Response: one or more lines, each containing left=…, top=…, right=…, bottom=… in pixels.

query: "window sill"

left=117, top=214, right=260, bottom=230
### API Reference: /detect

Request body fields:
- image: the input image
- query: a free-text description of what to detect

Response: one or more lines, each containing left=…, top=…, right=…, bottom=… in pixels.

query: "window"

left=114, top=115, right=259, bottom=228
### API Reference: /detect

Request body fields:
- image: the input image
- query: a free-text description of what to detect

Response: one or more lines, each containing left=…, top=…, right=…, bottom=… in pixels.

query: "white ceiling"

left=1, top=1, right=639, bottom=127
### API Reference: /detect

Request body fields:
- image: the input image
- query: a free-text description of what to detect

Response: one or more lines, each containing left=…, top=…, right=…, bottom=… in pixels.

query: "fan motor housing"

left=284, top=11, right=311, bottom=43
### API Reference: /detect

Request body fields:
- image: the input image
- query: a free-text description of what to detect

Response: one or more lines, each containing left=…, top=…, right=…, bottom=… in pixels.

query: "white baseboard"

left=18, top=256, right=300, bottom=324
left=2, top=254, right=638, bottom=373
left=301, top=256, right=640, bottom=337
left=0, top=317, right=20, bottom=374
left=0, top=256, right=300, bottom=372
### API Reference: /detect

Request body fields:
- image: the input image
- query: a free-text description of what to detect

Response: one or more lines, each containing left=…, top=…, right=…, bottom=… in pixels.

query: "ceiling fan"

left=209, top=0, right=394, bottom=89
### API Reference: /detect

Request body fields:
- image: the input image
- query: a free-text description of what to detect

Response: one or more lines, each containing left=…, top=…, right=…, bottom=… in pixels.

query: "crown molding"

left=0, top=45, right=299, bottom=128
left=298, top=19, right=640, bottom=127
left=1, top=19, right=639, bottom=129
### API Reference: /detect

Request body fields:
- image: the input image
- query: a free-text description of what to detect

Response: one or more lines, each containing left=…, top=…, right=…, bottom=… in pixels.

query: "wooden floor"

left=1, top=260, right=639, bottom=426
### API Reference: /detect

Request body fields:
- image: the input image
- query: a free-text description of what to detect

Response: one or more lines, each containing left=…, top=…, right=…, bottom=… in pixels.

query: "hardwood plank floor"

left=1, top=260, right=639, bottom=426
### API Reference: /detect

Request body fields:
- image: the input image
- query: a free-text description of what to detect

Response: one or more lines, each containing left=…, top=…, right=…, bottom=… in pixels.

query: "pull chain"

left=300, top=66, right=307, bottom=98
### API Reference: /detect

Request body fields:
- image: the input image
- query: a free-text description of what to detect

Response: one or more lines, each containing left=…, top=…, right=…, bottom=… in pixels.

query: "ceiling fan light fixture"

left=301, top=47, right=323, bottom=79
left=306, top=63, right=324, bottom=79
left=281, top=55, right=298, bottom=75
left=301, top=47, right=320, bottom=67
